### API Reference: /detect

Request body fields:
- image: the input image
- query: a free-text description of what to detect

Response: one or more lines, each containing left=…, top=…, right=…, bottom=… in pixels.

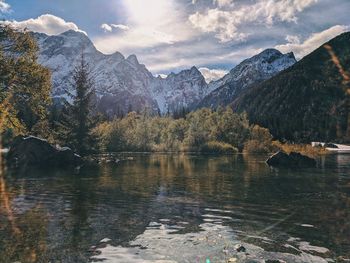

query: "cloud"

left=3, top=0, right=345, bottom=77
left=5, top=14, right=86, bottom=35
left=199, top=67, right=228, bottom=83
left=111, top=24, right=129, bottom=31
left=189, top=9, right=247, bottom=42
left=285, top=34, right=300, bottom=44
left=101, top=23, right=129, bottom=32
left=138, top=38, right=262, bottom=73
left=157, top=74, right=168, bottom=79
left=189, top=0, right=318, bottom=42
left=0, top=0, right=10, bottom=13
left=95, top=0, right=197, bottom=54
left=95, top=27, right=177, bottom=53
left=213, top=0, right=234, bottom=8
left=101, top=23, right=112, bottom=32
left=276, top=25, right=349, bottom=59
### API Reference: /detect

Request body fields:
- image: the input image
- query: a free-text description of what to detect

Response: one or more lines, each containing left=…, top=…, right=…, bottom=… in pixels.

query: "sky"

left=1, top=0, right=349, bottom=81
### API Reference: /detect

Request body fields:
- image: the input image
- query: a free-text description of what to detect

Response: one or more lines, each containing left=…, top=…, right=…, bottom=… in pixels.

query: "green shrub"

left=243, top=139, right=278, bottom=153
left=243, top=125, right=277, bottom=153
left=200, top=141, right=238, bottom=154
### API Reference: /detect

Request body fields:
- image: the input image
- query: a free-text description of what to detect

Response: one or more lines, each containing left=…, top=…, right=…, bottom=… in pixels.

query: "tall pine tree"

left=61, top=54, right=97, bottom=155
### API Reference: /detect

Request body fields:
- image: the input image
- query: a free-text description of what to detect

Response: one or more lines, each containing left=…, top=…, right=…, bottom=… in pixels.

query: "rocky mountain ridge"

left=34, top=30, right=209, bottom=115
left=198, top=49, right=296, bottom=109
left=34, top=30, right=296, bottom=116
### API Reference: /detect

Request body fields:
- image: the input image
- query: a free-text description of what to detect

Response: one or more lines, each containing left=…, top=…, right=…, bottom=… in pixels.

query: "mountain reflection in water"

left=0, top=154, right=349, bottom=262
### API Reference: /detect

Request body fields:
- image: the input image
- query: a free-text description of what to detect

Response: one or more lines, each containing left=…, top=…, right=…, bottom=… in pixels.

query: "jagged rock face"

left=151, top=66, right=209, bottom=112
left=34, top=30, right=209, bottom=116
left=198, top=49, right=296, bottom=109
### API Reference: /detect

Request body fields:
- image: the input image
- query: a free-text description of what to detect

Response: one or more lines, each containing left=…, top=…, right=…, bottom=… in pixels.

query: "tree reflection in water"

left=0, top=153, right=349, bottom=262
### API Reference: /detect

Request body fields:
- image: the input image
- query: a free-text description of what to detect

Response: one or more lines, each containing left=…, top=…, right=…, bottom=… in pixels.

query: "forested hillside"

left=234, top=32, right=350, bottom=142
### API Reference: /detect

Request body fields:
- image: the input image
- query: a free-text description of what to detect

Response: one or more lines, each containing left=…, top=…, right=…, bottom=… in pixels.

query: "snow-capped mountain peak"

left=34, top=30, right=209, bottom=116
left=33, top=30, right=296, bottom=115
left=197, top=48, right=296, bottom=109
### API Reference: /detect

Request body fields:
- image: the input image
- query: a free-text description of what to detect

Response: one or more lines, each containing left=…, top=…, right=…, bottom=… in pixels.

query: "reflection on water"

left=0, top=154, right=349, bottom=262
left=91, top=221, right=329, bottom=263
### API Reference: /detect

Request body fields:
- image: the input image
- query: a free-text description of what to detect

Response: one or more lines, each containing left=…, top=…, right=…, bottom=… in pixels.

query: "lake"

left=0, top=154, right=349, bottom=263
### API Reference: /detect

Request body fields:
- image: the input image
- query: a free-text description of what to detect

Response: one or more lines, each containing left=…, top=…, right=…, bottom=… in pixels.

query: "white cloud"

left=156, top=74, right=168, bottom=79
left=276, top=25, right=349, bottom=59
left=139, top=39, right=262, bottom=73
left=199, top=67, right=228, bottom=83
left=95, top=0, right=197, bottom=54
left=111, top=24, right=130, bottom=31
left=5, top=14, right=86, bottom=35
left=101, top=23, right=129, bottom=32
left=189, top=9, right=247, bottom=42
left=95, top=27, right=177, bottom=54
left=101, top=23, right=112, bottom=32
left=0, top=0, right=10, bottom=13
left=189, top=0, right=318, bottom=42
left=213, top=0, right=234, bottom=8
left=285, top=34, right=300, bottom=44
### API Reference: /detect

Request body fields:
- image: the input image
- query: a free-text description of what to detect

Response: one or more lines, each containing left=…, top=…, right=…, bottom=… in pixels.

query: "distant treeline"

left=94, top=107, right=277, bottom=154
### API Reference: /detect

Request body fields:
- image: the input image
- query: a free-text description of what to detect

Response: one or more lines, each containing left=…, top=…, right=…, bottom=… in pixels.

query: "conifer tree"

left=61, top=54, right=97, bottom=155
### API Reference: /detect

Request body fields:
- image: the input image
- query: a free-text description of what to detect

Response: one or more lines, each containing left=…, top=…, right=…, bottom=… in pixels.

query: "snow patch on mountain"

left=34, top=30, right=209, bottom=115
left=151, top=66, right=209, bottom=112
left=198, top=48, right=296, bottom=109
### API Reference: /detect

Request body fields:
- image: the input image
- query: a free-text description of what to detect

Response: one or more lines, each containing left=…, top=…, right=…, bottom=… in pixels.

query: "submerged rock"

left=266, top=151, right=316, bottom=168
left=234, top=244, right=246, bottom=252
left=7, top=136, right=81, bottom=168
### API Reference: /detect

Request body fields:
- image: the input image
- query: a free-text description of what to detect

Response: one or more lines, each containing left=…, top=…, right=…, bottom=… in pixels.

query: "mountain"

left=197, top=49, right=296, bottom=109
left=33, top=30, right=209, bottom=116
left=34, top=30, right=299, bottom=116
left=151, top=66, right=209, bottom=112
left=234, top=32, right=350, bottom=142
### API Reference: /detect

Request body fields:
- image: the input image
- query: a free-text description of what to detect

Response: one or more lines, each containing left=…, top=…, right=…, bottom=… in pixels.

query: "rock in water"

left=288, top=152, right=317, bottom=167
left=7, top=136, right=81, bottom=168
left=266, top=151, right=316, bottom=168
left=234, top=244, right=246, bottom=252
left=266, top=151, right=291, bottom=167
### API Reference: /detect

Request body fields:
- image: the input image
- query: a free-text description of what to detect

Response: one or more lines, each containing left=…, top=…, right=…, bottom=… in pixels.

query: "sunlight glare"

left=123, top=0, right=173, bottom=26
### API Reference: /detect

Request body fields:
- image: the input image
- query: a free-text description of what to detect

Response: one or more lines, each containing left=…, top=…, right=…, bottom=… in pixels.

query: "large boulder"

left=266, top=151, right=316, bottom=168
left=7, top=136, right=82, bottom=168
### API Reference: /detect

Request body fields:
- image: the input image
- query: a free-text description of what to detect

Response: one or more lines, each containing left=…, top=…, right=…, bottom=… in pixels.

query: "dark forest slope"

left=234, top=32, right=350, bottom=142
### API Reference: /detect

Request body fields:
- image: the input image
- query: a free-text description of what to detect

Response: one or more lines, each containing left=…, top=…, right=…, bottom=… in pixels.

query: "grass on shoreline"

left=274, top=142, right=329, bottom=158
left=96, top=142, right=329, bottom=157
